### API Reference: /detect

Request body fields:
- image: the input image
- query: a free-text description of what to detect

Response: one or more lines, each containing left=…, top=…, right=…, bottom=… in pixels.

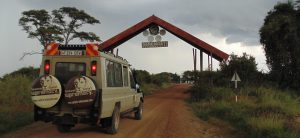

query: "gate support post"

left=208, top=54, right=210, bottom=71
left=200, top=50, right=203, bottom=72
left=193, top=48, right=195, bottom=71
left=210, top=52, right=213, bottom=71
left=195, top=49, right=197, bottom=71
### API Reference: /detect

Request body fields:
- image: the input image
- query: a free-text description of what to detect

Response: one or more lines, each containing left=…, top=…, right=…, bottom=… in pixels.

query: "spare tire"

left=64, top=76, right=97, bottom=108
left=31, top=75, right=62, bottom=108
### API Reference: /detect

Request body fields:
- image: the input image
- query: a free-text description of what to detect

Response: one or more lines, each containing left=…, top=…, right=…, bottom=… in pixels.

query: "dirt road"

left=6, top=84, right=236, bottom=138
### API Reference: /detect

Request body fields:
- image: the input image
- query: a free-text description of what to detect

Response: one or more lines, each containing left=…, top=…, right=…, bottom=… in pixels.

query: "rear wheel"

left=57, top=124, right=71, bottom=133
left=135, top=102, right=143, bottom=120
left=106, top=105, right=120, bottom=134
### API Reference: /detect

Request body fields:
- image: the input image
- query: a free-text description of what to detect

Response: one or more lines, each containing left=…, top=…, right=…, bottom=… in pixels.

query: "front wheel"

left=57, top=124, right=71, bottom=133
left=106, top=105, right=120, bottom=134
left=134, top=102, right=143, bottom=120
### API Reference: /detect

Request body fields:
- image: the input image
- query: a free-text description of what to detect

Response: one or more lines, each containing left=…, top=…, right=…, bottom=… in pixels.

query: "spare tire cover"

left=65, top=76, right=97, bottom=108
left=31, top=75, right=62, bottom=108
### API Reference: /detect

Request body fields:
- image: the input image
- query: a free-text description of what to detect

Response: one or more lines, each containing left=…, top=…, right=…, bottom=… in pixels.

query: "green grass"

left=141, top=83, right=173, bottom=95
left=189, top=85, right=300, bottom=138
left=0, top=75, right=34, bottom=136
left=0, top=109, right=33, bottom=134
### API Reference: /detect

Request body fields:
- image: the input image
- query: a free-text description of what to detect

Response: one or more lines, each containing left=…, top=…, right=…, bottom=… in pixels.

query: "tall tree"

left=19, top=10, right=62, bottom=47
left=182, top=70, right=194, bottom=82
left=52, top=7, right=100, bottom=45
left=19, top=7, right=100, bottom=48
left=132, top=70, right=152, bottom=84
left=220, top=53, right=258, bottom=83
left=259, top=1, right=300, bottom=89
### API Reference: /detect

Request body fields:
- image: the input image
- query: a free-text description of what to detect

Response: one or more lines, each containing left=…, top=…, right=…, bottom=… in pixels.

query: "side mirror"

left=136, top=84, right=142, bottom=93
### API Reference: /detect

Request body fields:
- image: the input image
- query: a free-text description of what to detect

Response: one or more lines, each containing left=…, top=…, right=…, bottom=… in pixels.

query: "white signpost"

left=231, top=71, right=241, bottom=88
left=231, top=71, right=241, bottom=102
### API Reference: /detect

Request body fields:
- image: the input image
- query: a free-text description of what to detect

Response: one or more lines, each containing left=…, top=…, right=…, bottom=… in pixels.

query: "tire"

left=31, top=75, right=62, bottom=109
left=106, top=105, right=120, bottom=134
left=65, top=76, right=97, bottom=108
left=57, top=124, right=71, bottom=133
left=134, top=102, right=143, bottom=120
left=101, top=118, right=110, bottom=128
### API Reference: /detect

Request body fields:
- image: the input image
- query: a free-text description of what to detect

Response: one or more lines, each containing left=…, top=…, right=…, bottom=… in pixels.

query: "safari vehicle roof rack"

left=58, top=44, right=87, bottom=50
left=44, top=43, right=129, bottom=62
left=102, top=51, right=127, bottom=61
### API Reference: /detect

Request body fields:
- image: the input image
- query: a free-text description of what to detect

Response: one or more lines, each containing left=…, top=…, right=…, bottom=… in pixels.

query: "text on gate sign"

left=142, top=41, right=168, bottom=48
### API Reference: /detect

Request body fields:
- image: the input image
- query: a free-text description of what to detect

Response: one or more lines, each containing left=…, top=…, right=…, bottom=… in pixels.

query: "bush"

left=132, top=70, right=152, bottom=84
left=0, top=75, right=34, bottom=135
left=132, top=70, right=175, bottom=95
left=220, top=53, right=258, bottom=84
left=0, top=75, right=32, bottom=105
left=189, top=84, right=212, bottom=101
left=141, top=83, right=172, bottom=95
left=1, top=66, right=39, bottom=80
left=189, top=84, right=235, bottom=102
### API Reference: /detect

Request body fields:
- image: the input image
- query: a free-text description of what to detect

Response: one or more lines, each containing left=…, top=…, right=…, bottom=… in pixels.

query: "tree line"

left=182, top=53, right=264, bottom=88
left=132, top=70, right=180, bottom=86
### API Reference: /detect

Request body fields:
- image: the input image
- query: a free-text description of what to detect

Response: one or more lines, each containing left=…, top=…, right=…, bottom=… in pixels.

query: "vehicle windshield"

left=55, top=62, right=86, bottom=84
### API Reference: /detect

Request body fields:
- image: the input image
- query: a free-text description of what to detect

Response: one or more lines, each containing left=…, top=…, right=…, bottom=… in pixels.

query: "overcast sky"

left=0, top=0, right=287, bottom=76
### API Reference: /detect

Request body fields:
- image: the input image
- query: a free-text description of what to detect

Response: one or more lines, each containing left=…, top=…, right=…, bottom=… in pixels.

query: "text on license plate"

left=59, top=50, right=83, bottom=56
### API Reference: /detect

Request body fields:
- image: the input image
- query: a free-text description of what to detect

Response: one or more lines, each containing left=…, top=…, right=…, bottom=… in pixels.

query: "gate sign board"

left=142, top=41, right=168, bottom=48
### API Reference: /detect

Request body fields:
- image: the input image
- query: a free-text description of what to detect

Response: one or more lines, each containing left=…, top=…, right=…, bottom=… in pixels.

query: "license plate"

left=59, top=50, right=84, bottom=56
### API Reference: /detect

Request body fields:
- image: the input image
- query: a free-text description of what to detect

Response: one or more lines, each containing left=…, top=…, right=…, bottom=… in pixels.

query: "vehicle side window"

left=106, top=60, right=114, bottom=87
left=105, top=60, right=123, bottom=87
left=123, top=66, right=129, bottom=87
left=129, top=72, right=135, bottom=89
left=114, top=62, right=123, bottom=87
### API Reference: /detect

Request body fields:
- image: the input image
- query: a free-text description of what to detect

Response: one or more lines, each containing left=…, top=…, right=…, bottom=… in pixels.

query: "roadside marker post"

left=231, top=71, right=241, bottom=102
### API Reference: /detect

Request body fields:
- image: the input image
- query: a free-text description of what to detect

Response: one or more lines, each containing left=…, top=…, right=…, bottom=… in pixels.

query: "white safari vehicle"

left=31, top=43, right=143, bottom=134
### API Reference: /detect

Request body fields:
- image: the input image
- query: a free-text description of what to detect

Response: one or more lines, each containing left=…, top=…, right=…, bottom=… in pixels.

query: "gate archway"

left=99, top=15, right=229, bottom=70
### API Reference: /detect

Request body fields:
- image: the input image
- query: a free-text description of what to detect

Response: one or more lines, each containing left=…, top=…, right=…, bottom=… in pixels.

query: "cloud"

left=17, top=0, right=282, bottom=45
left=162, top=0, right=285, bottom=46
left=0, top=0, right=281, bottom=76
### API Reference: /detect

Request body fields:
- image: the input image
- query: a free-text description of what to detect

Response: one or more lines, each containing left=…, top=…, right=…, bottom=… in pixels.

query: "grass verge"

left=189, top=85, right=300, bottom=138
left=141, top=83, right=173, bottom=95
